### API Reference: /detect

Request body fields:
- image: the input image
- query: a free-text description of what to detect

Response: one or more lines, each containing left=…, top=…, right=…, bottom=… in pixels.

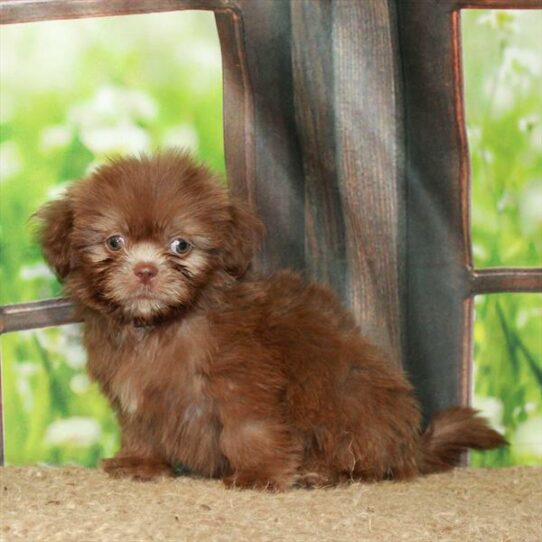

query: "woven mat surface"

left=1, top=466, right=541, bottom=542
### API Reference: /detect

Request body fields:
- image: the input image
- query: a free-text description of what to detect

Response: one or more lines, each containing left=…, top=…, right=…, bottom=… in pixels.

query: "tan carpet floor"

left=1, top=466, right=541, bottom=542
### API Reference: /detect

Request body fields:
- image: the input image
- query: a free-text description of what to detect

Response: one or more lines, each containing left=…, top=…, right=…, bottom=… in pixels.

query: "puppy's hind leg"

left=219, top=418, right=302, bottom=491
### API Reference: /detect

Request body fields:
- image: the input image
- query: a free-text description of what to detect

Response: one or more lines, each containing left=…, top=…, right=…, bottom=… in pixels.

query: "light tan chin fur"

left=124, top=298, right=167, bottom=318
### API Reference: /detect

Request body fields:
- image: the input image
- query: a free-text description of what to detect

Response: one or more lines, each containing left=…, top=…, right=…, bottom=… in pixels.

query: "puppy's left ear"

left=222, top=199, right=264, bottom=278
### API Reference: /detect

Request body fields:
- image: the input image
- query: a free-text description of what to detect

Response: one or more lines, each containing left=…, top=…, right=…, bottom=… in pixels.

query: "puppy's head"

left=36, top=150, right=263, bottom=324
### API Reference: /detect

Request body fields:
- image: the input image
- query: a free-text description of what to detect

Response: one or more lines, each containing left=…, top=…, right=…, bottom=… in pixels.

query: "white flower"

left=489, top=47, right=541, bottom=114
left=519, top=181, right=542, bottom=235
left=70, top=373, right=90, bottom=394
left=0, top=141, right=22, bottom=181
left=466, top=126, right=482, bottom=146
left=503, top=46, right=541, bottom=79
left=29, top=328, right=54, bottom=351
left=0, top=20, right=88, bottom=92
left=62, top=340, right=87, bottom=370
left=40, top=125, right=72, bottom=151
left=530, top=124, right=542, bottom=152
left=93, top=85, right=157, bottom=122
left=472, top=243, right=487, bottom=262
left=45, top=417, right=102, bottom=447
left=518, top=114, right=539, bottom=133
left=19, top=262, right=56, bottom=282
left=514, top=416, right=542, bottom=457
left=473, top=395, right=505, bottom=435
left=477, top=10, right=518, bottom=33
left=489, top=82, right=514, bottom=114
left=479, top=148, right=495, bottom=165
left=516, top=307, right=539, bottom=328
left=68, top=85, right=158, bottom=130
left=126, top=90, right=158, bottom=121
left=174, top=41, right=222, bottom=92
left=56, top=325, right=86, bottom=369
left=162, top=125, right=199, bottom=151
left=66, top=86, right=158, bottom=155
left=518, top=115, right=542, bottom=151
left=15, top=362, right=39, bottom=412
left=178, top=41, right=222, bottom=72
left=80, top=123, right=151, bottom=155
left=24, top=326, right=86, bottom=371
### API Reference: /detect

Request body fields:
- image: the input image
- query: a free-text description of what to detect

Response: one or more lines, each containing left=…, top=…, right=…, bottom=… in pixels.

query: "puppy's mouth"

left=127, top=281, right=160, bottom=299
left=130, top=288, right=156, bottom=300
left=120, top=295, right=180, bottom=324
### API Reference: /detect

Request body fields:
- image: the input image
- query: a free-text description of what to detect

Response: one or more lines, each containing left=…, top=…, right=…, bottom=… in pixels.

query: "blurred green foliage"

left=0, top=10, right=540, bottom=468
left=0, top=11, right=223, bottom=465
left=462, top=10, right=542, bottom=466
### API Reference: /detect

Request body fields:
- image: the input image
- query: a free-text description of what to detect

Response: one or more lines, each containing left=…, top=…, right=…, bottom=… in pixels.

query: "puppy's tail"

left=418, top=407, right=507, bottom=475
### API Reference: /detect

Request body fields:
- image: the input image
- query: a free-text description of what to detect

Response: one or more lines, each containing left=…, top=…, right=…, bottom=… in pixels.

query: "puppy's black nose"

left=133, top=262, right=158, bottom=284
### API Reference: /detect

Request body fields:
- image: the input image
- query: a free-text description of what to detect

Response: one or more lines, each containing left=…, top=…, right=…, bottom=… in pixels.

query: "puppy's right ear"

left=35, top=194, right=74, bottom=280
left=222, top=199, right=265, bottom=279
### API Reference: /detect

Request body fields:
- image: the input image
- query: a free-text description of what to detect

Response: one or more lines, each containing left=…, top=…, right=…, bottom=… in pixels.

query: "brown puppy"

left=37, top=150, right=506, bottom=489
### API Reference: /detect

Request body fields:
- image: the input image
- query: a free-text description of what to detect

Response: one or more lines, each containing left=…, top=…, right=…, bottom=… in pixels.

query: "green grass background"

left=462, top=10, right=541, bottom=466
left=0, top=10, right=540, bottom=467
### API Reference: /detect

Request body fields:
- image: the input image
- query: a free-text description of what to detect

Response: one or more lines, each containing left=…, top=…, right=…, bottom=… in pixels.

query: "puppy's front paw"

left=102, top=456, right=173, bottom=482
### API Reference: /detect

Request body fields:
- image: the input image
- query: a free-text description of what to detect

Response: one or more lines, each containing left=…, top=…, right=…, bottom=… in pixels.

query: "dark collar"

left=132, top=307, right=187, bottom=329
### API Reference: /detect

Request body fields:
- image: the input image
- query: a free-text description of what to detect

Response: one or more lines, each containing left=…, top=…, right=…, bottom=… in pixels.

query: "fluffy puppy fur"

left=36, top=150, right=506, bottom=489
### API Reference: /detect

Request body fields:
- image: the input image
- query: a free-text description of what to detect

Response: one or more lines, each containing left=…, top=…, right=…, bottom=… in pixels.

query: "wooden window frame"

left=0, top=0, right=541, bottom=466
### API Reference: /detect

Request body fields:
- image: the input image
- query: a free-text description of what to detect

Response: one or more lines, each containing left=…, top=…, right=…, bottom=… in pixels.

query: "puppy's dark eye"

left=105, top=235, right=125, bottom=251
left=169, top=238, right=192, bottom=256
